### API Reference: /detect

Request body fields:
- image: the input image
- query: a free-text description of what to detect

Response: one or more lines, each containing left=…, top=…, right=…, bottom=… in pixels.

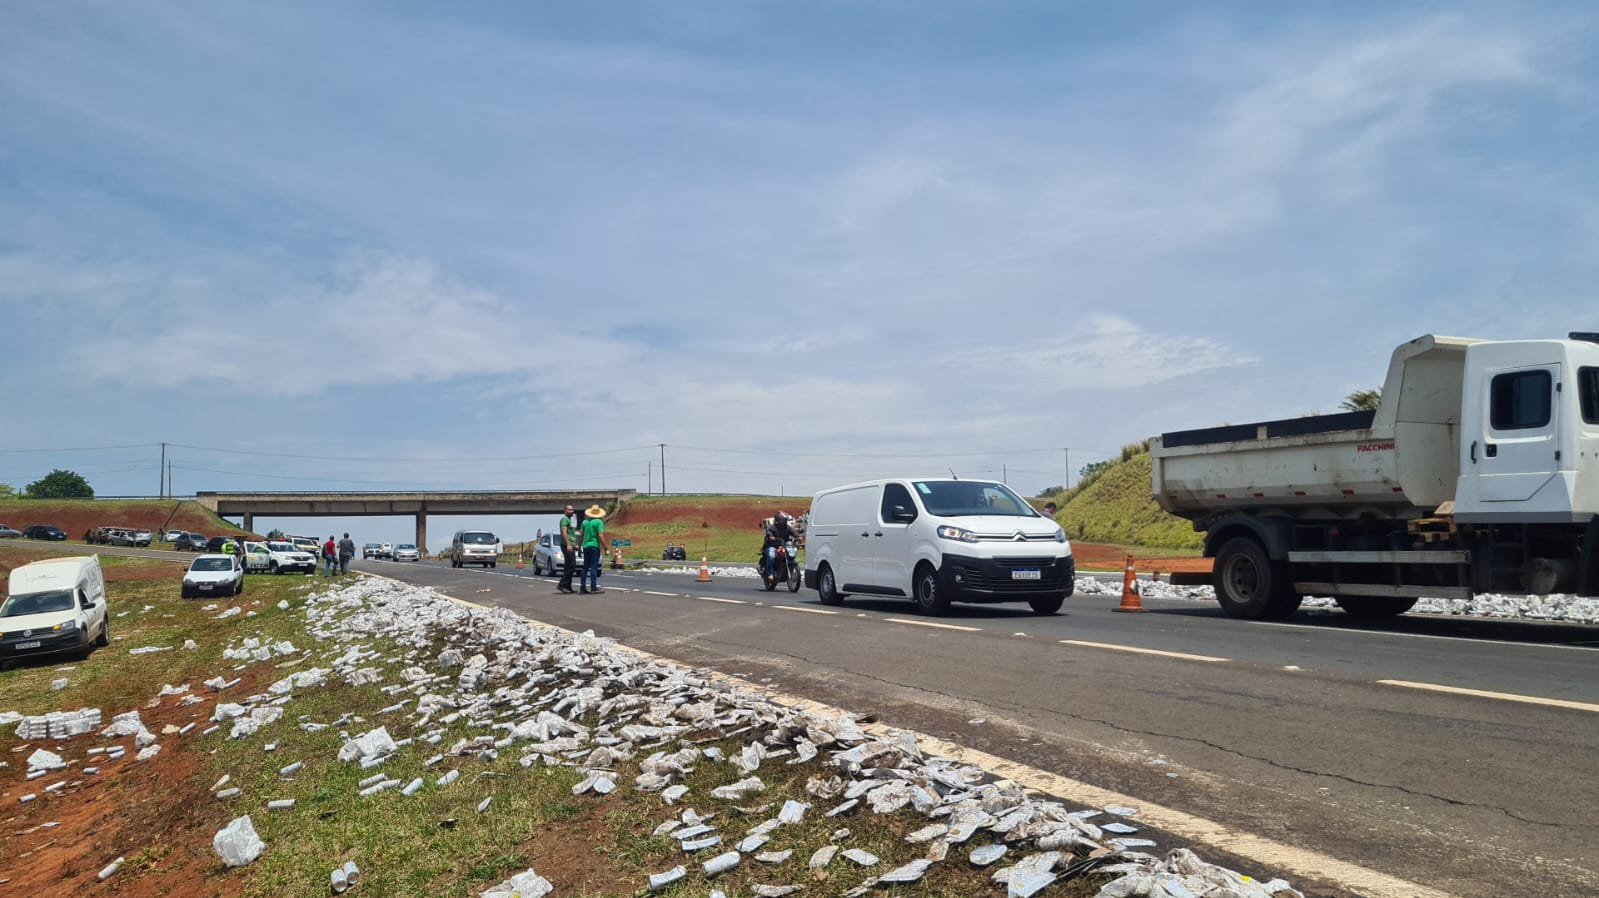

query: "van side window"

left=1489, top=370, right=1552, bottom=431
left=1580, top=367, right=1599, bottom=425
left=880, top=483, right=916, bottom=523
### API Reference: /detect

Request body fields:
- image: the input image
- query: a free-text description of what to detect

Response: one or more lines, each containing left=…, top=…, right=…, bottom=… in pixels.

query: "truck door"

left=1474, top=365, right=1559, bottom=501
left=874, top=482, right=917, bottom=591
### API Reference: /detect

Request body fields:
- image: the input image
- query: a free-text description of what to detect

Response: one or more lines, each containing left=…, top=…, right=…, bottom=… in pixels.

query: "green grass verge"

left=1054, top=451, right=1203, bottom=551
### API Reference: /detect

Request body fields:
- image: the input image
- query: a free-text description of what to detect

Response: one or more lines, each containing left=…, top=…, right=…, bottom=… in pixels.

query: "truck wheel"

left=1334, top=596, right=1417, bottom=618
left=817, top=564, right=844, bottom=605
left=913, top=562, right=951, bottom=615
left=1214, top=536, right=1301, bottom=620
left=1029, top=595, right=1065, bottom=615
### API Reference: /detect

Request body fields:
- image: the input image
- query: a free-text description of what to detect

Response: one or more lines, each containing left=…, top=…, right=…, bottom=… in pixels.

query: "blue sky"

left=2, top=2, right=1596, bottom=548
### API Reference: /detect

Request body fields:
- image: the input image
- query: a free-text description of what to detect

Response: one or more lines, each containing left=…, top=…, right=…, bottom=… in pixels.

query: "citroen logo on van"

left=1012, top=531, right=1027, bottom=542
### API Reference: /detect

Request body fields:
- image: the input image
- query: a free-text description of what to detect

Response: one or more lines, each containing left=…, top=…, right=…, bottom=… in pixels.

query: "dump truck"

left=1151, top=333, right=1599, bottom=619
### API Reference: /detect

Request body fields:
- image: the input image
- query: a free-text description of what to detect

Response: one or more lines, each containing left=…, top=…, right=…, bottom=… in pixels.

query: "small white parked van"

left=804, top=478, right=1074, bottom=615
left=1, top=555, right=111, bottom=660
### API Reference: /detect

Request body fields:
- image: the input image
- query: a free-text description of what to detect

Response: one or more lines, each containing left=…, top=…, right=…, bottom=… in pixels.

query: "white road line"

left=642, top=590, right=680, bottom=597
left=1256, top=619, right=1599, bottom=653
left=697, top=596, right=747, bottom=605
left=882, top=618, right=982, bottom=632
left=776, top=606, right=839, bottom=616
left=1378, top=679, right=1599, bottom=714
left=1059, top=640, right=1228, bottom=663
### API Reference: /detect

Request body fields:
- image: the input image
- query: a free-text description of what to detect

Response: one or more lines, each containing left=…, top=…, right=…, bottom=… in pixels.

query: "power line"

left=166, top=442, right=661, bottom=463
left=0, top=443, right=161, bottom=454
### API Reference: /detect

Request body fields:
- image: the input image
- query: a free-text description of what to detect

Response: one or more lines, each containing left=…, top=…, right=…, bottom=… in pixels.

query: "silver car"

left=393, top=543, right=420, bottom=562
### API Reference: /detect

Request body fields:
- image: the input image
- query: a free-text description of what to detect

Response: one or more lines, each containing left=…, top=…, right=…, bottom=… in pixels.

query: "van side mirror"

left=892, top=505, right=916, bottom=523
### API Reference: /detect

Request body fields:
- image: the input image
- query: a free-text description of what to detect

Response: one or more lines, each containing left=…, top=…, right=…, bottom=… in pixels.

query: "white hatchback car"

left=182, top=554, right=244, bottom=598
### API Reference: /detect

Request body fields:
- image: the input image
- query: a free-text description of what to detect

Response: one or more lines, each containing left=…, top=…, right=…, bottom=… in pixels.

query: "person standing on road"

left=338, top=532, right=356, bottom=575
left=579, top=504, right=608, bottom=594
left=322, top=535, right=338, bottom=577
left=557, top=504, right=580, bottom=594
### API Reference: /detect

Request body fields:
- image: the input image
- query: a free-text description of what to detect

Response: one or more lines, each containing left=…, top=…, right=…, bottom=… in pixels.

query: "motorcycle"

left=760, top=537, right=803, bottom=592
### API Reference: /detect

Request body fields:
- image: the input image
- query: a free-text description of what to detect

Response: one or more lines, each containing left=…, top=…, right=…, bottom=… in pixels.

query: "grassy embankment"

left=0, top=550, right=1117, bottom=897
left=0, top=497, right=253, bottom=543
left=1046, top=443, right=1203, bottom=554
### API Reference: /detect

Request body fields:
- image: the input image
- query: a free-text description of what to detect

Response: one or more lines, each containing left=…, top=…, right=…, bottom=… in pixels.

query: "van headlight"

left=1055, top=528, right=1068, bottom=543
left=936, top=525, right=980, bottom=543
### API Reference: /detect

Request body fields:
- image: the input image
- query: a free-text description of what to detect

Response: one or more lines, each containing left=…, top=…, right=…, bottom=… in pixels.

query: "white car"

left=377, top=542, right=394, bottom=560
left=393, top=543, right=420, bottom=562
left=182, top=554, right=244, bottom=598
left=241, top=541, right=272, bottom=573
left=261, top=541, right=317, bottom=574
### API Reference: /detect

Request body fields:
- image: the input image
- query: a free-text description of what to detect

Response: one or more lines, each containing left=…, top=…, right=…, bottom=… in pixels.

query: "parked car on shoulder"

left=175, top=532, right=208, bottom=551
left=181, top=554, right=244, bottom=598
left=205, top=536, right=242, bottom=554
left=532, top=533, right=562, bottom=575
left=0, top=524, right=22, bottom=539
left=661, top=542, right=687, bottom=561
left=393, top=543, right=420, bottom=562
left=290, top=536, right=321, bottom=557
left=22, top=525, right=67, bottom=541
left=262, top=541, right=317, bottom=574
left=242, top=541, right=272, bottom=573
left=132, top=529, right=152, bottom=547
left=1, top=555, right=110, bottom=660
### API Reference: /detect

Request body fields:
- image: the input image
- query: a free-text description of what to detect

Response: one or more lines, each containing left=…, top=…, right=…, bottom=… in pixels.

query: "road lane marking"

left=1256, top=620, right=1599, bottom=653
left=776, top=606, right=839, bottom=616
left=1059, top=640, right=1228, bottom=663
left=1378, top=679, right=1599, bottom=713
left=379, top=572, right=1460, bottom=898
left=697, top=596, right=746, bottom=605
left=883, top=618, right=982, bottom=632
left=643, top=590, right=680, bottom=597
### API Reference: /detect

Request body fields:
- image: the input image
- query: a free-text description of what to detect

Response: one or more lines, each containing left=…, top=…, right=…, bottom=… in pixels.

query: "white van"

left=450, top=530, right=500, bottom=568
left=1, top=555, right=111, bottom=660
left=804, top=478, right=1074, bottom=615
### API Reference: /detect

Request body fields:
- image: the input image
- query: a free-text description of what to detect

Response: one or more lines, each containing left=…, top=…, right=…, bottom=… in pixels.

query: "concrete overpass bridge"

left=194, top=489, right=638, bottom=551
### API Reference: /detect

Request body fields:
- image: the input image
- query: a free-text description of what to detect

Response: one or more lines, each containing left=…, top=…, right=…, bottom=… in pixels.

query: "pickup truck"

left=1152, top=332, right=1599, bottom=620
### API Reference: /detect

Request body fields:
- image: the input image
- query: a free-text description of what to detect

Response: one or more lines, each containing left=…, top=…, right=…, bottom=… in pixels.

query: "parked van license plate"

left=1011, top=569, right=1041, bottom=580
left=16, top=640, right=42, bottom=650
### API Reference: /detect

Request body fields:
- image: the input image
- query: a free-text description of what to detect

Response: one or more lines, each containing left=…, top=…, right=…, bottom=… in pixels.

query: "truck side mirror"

left=892, top=505, right=916, bottom=523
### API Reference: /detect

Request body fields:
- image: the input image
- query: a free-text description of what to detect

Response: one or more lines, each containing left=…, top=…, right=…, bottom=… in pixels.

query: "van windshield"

left=462, top=532, right=497, bottom=545
left=1, top=589, right=75, bottom=617
left=911, top=481, right=1038, bottom=517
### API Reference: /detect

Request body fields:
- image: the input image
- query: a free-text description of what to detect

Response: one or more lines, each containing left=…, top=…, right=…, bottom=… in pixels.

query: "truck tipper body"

left=1151, top=333, right=1599, bottom=619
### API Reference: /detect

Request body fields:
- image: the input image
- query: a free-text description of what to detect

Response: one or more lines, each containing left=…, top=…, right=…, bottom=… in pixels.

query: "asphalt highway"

left=7, top=541, right=1596, bottom=896
left=361, top=557, right=1598, bottom=898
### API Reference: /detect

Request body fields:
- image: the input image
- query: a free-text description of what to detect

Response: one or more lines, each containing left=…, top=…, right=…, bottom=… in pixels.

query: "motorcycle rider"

left=761, top=512, right=797, bottom=579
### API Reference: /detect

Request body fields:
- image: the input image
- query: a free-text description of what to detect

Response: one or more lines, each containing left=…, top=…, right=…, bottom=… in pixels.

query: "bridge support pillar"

left=243, top=513, right=254, bottom=534
left=416, top=512, right=427, bottom=558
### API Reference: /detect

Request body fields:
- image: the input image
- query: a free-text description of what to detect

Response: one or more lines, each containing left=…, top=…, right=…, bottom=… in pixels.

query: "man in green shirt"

left=557, top=504, right=580, bottom=593
left=579, top=504, right=608, bottom=594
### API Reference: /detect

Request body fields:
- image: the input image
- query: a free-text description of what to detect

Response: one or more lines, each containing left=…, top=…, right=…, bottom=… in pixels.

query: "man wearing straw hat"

left=579, top=504, right=610, bottom=594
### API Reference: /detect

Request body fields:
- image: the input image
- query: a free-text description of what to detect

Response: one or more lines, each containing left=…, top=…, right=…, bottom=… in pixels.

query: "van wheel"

left=1029, top=595, right=1064, bottom=615
left=95, top=617, right=110, bottom=647
left=817, top=564, right=844, bottom=606
left=913, top=563, right=950, bottom=615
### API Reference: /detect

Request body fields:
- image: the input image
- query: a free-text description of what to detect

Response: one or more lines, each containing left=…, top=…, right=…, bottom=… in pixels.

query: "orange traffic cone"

left=1114, top=554, right=1146, bottom=612
left=611, top=547, right=623, bottom=570
left=516, top=553, right=525, bottom=570
left=697, top=556, right=712, bottom=582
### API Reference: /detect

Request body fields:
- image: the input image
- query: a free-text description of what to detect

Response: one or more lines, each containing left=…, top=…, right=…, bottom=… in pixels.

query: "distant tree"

left=1035, top=485, right=1064, bottom=498
left=26, top=469, right=94, bottom=499
left=1340, top=389, right=1382, bottom=413
left=267, top=528, right=286, bottom=539
left=1078, top=460, right=1113, bottom=482
left=0, top=482, right=16, bottom=499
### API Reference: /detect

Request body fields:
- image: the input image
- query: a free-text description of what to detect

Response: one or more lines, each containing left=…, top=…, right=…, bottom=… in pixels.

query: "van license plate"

left=1011, top=569, right=1041, bottom=580
left=16, top=640, right=41, bottom=650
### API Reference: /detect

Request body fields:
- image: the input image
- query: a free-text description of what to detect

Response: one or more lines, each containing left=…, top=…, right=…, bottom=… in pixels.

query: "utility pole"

left=647, top=463, right=652, bottom=494
left=160, top=442, right=166, bottom=498
left=659, top=443, right=666, bottom=495
left=1063, top=447, right=1071, bottom=491
left=1002, top=464, right=1007, bottom=485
